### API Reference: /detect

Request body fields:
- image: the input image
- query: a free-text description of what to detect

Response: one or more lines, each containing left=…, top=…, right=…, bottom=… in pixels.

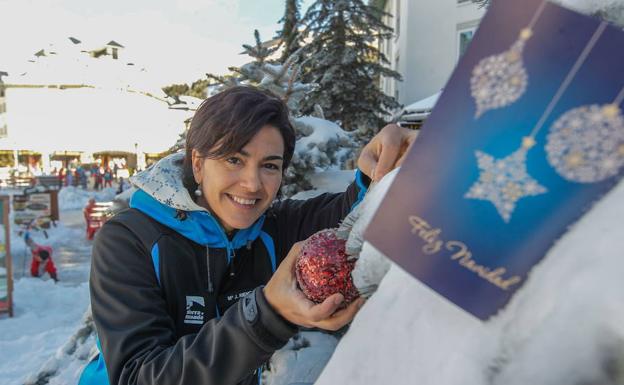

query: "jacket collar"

left=129, top=152, right=265, bottom=248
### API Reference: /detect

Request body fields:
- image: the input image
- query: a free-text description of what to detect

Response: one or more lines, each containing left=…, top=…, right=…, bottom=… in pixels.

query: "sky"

left=0, top=0, right=314, bottom=85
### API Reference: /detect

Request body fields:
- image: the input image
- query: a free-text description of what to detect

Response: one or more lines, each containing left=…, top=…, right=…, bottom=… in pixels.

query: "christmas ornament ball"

left=295, top=229, right=359, bottom=304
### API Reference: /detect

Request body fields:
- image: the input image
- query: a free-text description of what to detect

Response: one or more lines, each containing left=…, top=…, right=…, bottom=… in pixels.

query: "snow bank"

left=317, top=174, right=624, bottom=385
left=58, top=187, right=117, bottom=210
left=0, top=279, right=90, bottom=384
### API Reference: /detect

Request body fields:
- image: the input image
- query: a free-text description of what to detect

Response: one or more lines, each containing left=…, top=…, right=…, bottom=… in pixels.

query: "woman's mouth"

left=227, top=194, right=258, bottom=208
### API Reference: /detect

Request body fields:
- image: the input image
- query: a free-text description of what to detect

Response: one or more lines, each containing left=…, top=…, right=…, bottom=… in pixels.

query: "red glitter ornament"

left=295, top=229, right=359, bottom=304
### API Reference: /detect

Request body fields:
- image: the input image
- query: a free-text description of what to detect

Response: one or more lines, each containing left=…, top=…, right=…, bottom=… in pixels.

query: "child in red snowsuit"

left=30, top=245, right=58, bottom=282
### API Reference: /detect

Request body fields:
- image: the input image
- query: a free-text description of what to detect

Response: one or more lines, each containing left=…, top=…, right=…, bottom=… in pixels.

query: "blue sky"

left=0, top=0, right=314, bottom=84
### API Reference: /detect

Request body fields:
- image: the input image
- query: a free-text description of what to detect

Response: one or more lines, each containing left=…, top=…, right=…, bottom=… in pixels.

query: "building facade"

left=378, top=0, right=486, bottom=106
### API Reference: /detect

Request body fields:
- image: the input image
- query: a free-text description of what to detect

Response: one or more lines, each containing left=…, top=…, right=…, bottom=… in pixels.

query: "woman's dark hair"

left=182, top=86, right=296, bottom=198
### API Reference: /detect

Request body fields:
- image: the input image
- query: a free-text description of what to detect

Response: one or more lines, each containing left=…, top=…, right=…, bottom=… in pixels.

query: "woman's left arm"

left=271, top=123, right=417, bottom=259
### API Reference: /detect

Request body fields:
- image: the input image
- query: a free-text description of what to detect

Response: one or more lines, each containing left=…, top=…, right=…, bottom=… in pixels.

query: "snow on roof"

left=7, top=38, right=165, bottom=97
left=106, top=40, right=124, bottom=48
left=402, top=91, right=441, bottom=114
left=4, top=87, right=193, bottom=154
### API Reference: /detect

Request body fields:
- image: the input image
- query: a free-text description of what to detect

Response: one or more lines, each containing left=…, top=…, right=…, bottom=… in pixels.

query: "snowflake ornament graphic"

left=466, top=21, right=609, bottom=222
left=546, top=97, right=624, bottom=183
left=470, top=1, right=548, bottom=118
left=465, top=140, right=547, bottom=223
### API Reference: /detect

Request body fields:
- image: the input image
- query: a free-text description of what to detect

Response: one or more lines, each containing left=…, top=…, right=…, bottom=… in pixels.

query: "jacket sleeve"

left=270, top=169, right=370, bottom=262
left=90, top=220, right=298, bottom=385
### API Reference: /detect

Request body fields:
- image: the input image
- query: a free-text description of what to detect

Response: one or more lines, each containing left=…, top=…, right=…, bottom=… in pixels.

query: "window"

left=457, top=27, right=477, bottom=60
left=395, top=0, right=400, bottom=39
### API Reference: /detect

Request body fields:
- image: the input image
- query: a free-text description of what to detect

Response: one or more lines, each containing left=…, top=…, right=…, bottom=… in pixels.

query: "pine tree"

left=297, top=0, right=401, bottom=137
left=192, top=30, right=357, bottom=196
left=472, top=0, right=489, bottom=8
left=162, top=83, right=189, bottom=104
left=275, top=0, right=302, bottom=63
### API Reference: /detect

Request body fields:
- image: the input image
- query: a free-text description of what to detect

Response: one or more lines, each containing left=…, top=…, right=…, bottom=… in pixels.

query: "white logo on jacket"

left=184, top=296, right=205, bottom=325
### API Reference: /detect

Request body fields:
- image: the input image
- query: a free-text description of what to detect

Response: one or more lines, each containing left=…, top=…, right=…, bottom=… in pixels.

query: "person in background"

left=116, top=177, right=129, bottom=195
left=66, top=168, right=74, bottom=187
left=58, top=167, right=66, bottom=188
left=104, top=167, right=113, bottom=188
left=27, top=234, right=58, bottom=282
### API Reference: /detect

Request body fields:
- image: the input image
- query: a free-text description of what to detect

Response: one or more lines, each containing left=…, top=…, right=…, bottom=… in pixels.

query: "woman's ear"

left=191, top=149, right=203, bottom=184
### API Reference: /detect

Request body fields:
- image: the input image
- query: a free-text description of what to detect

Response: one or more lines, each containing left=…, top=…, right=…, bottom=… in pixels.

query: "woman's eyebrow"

left=239, top=150, right=283, bottom=161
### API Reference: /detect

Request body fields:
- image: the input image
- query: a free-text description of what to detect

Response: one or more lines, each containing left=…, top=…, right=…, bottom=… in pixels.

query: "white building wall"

left=381, top=0, right=486, bottom=106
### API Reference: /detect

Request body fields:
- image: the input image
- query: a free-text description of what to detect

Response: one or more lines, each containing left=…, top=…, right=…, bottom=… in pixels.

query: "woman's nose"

left=239, top=167, right=262, bottom=192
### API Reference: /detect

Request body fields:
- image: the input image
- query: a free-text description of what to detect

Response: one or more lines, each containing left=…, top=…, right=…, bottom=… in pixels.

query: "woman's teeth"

left=230, top=195, right=257, bottom=205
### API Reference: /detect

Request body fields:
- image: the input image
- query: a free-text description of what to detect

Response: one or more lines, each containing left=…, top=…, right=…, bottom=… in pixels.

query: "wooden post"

left=0, top=74, right=7, bottom=139
left=0, top=195, right=12, bottom=317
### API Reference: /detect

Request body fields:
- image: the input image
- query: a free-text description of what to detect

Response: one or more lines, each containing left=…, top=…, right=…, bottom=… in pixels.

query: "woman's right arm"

left=90, top=221, right=297, bottom=385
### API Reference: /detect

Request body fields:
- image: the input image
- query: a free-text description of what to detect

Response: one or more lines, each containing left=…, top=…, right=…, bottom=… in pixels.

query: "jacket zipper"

left=229, top=249, right=236, bottom=277
left=206, top=247, right=214, bottom=293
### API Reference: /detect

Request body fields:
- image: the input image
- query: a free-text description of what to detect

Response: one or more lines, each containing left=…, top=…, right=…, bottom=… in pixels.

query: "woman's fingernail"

left=334, top=296, right=344, bottom=306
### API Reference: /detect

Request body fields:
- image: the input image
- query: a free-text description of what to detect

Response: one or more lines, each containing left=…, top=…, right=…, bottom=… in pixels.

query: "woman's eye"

left=226, top=157, right=241, bottom=165
left=264, top=163, right=280, bottom=171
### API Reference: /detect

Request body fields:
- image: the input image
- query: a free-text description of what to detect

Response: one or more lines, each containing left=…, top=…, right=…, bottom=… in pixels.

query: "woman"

left=84, top=86, right=414, bottom=385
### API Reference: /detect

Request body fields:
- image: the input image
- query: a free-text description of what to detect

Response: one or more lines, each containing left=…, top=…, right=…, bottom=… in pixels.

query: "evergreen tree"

left=297, top=0, right=401, bottom=137
left=472, top=0, right=489, bottom=8
left=162, top=83, right=189, bottom=104
left=275, top=0, right=302, bottom=63
left=207, top=29, right=313, bottom=115
left=193, top=30, right=357, bottom=196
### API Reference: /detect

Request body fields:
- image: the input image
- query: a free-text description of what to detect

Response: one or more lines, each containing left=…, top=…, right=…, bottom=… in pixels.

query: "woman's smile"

left=226, top=193, right=259, bottom=208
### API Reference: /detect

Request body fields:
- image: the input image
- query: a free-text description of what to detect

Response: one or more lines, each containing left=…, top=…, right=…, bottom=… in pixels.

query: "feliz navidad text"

left=408, top=215, right=522, bottom=291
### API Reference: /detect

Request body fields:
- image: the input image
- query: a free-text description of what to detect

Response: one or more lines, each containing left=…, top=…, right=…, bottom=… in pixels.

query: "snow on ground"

left=58, top=187, right=117, bottom=210
left=3, top=164, right=624, bottom=385
left=0, top=185, right=99, bottom=384
left=0, top=279, right=91, bottom=385
left=316, top=172, right=624, bottom=385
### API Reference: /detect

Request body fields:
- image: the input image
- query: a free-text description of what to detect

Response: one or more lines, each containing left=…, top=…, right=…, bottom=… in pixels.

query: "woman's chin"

left=223, top=215, right=261, bottom=232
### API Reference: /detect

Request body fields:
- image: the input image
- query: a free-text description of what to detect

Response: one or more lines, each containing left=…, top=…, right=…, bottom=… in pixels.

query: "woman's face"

left=192, top=125, right=285, bottom=232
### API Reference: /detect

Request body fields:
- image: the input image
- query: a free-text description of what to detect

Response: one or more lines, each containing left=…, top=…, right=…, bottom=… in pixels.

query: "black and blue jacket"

left=88, top=153, right=369, bottom=385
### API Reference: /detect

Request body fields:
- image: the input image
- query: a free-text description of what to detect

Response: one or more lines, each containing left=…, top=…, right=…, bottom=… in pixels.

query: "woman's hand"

left=358, top=123, right=418, bottom=182
left=264, top=242, right=365, bottom=331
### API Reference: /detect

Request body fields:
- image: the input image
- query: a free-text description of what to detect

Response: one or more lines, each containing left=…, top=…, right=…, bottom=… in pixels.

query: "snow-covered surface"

left=0, top=279, right=91, bottom=385
left=265, top=331, right=339, bottom=385
left=556, top=0, right=622, bottom=15
left=0, top=206, right=93, bottom=385
left=290, top=169, right=355, bottom=200
left=8, top=37, right=162, bottom=95
left=291, top=116, right=355, bottom=172
left=4, top=87, right=193, bottom=154
left=58, top=186, right=117, bottom=210
left=402, top=91, right=441, bottom=114
left=2, top=167, right=624, bottom=385
left=316, top=171, right=624, bottom=385
left=294, top=116, right=351, bottom=156
left=2, top=38, right=198, bottom=154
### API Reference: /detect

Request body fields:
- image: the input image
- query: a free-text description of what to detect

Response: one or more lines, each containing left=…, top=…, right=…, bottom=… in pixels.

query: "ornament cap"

left=520, top=28, right=533, bottom=40
left=602, top=104, right=620, bottom=118
left=522, top=136, right=536, bottom=149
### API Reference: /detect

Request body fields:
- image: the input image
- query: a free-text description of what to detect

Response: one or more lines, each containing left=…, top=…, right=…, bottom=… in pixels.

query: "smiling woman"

left=82, top=86, right=375, bottom=385
left=184, top=87, right=295, bottom=231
